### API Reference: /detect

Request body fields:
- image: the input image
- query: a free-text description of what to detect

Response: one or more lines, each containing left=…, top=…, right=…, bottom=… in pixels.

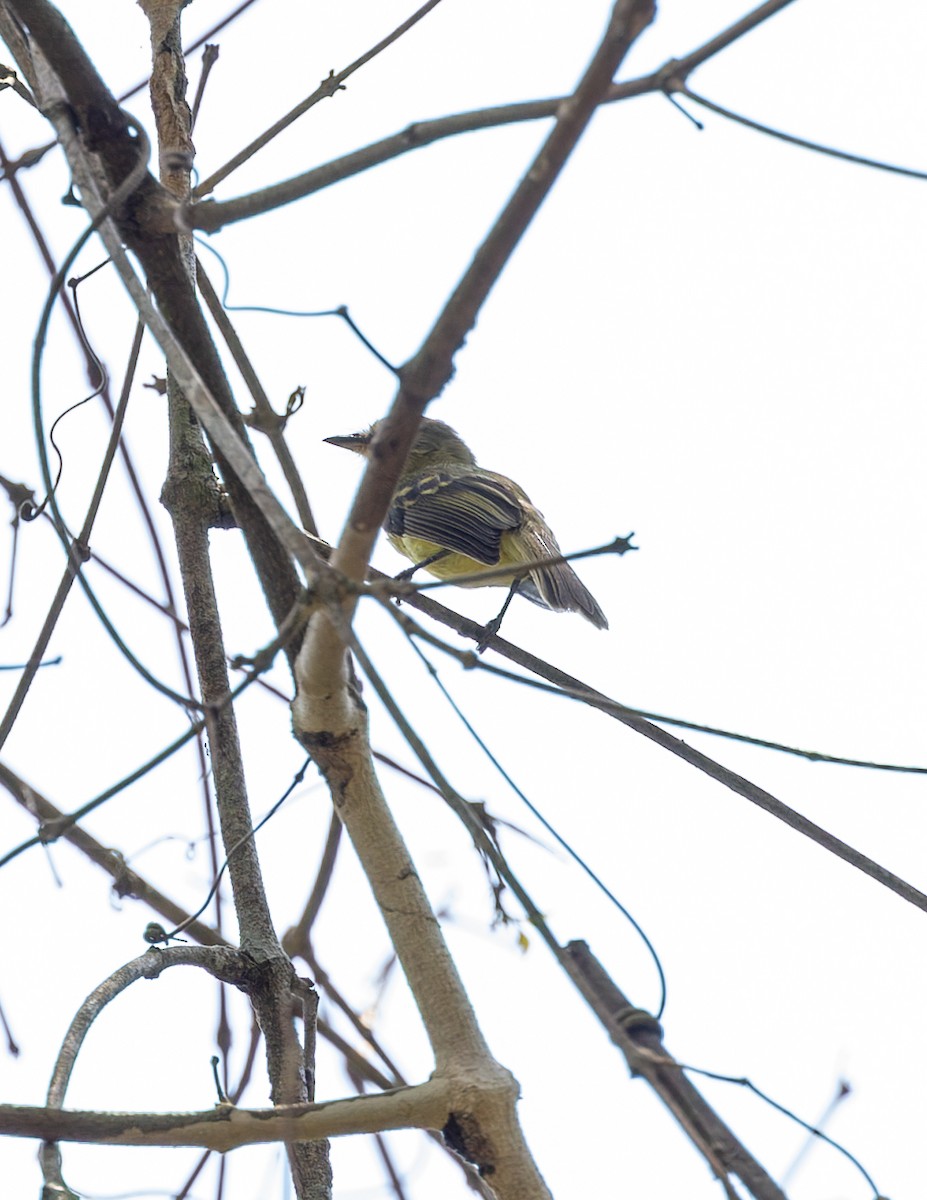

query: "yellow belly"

left=388, top=534, right=518, bottom=590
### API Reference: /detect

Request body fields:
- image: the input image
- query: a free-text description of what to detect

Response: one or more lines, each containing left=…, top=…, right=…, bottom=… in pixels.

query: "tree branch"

left=393, top=590, right=927, bottom=914
left=4, top=0, right=308, bottom=667
left=288, top=5, right=657, bottom=1195
left=139, top=4, right=329, bottom=1194
left=193, top=0, right=447, bottom=199
left=0, top=1079, right=452, bottom=1149
left=189, top=0, right=796, bottom=233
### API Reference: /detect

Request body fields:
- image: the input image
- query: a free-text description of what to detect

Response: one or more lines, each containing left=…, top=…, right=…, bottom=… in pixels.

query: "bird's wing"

left=387, top=469, right=523, bottom=564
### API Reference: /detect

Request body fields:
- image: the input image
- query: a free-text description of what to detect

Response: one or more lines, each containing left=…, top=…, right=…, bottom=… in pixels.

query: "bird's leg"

left=476, top=577, right=522, bottom=653
left=394, top=548, right=451, bottom=582
left=394, top=549, right=452, bottom=608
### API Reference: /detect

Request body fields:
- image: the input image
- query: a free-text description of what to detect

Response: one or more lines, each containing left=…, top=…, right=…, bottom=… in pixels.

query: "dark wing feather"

left=387, top=469, right=522, bottom=564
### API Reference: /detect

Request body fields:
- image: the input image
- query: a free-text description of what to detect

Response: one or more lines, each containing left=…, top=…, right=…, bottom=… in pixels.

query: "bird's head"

left=324, top=417, right=476, bottom=475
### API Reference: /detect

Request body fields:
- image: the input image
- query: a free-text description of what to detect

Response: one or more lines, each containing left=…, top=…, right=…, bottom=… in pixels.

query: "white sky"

left=2, top=1, right=926, bottom=1197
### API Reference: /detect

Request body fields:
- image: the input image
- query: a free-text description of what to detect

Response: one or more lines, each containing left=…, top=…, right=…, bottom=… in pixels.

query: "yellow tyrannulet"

left=325, top=418, right=608, bottom=635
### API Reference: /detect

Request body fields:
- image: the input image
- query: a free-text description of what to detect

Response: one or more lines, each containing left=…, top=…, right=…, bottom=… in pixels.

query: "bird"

left=324, top=417, right=608, bottom=641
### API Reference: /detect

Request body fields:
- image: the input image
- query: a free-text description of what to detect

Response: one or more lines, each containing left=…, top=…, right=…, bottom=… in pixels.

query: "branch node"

left=320, top=69, right=346, bottom=98
left=655, top=56, right=687, bottom=94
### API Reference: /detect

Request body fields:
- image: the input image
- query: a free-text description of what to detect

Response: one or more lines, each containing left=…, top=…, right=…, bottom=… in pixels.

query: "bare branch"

left=294, top=0, right=656, bottom=708
left=394, top=590, right=927, bottom=915
left=0, top=321, right=145, bottom=751
left=4, top=0, right=309, bottom=664
left=190, top=0, right=797, bottom=233
left=683, top=84, right=927, bottom=180
left=194, top=0, right=447, bottom=198
left=1, top=1078, right=453, bottom=1149
left=140, top=7, right=330, bottom=1193
left=196, top=257, right=318, bottom=534
left=0, top=762, right=227, bottom=946
left=560, top=942, right=787, bottom=1200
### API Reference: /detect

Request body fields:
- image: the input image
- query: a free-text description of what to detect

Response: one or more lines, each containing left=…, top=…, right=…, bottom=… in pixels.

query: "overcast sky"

left=2, top=2, right=926, bottom=1197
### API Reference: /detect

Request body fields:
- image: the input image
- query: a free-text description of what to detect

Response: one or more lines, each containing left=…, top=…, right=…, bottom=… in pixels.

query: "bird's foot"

left=475, top=616, right=502, bottom=654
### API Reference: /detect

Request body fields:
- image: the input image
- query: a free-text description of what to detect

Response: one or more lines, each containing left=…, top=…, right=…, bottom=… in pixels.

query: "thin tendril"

left=405, top=634, right=668, bottom=1020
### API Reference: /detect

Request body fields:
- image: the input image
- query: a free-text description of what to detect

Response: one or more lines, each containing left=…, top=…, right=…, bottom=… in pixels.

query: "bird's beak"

left=323, top=432, right=371, bottom=455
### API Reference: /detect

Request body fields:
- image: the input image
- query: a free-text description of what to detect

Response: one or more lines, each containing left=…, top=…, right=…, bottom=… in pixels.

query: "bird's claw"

left=475, top=618, right=502, bottom=654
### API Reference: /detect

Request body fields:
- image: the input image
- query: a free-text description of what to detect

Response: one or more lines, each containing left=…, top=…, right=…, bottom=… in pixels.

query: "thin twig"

left=683, top=85, right=927, bottom=180
left=194, top=0, right=447, bottom=198
left=397, top=626, right=668, bottom=1017
left=0, top=319, right=150, bottom=752
left=0, top=762, right=227, bottom=946
left=282, top=814, right=343, bottom=951
left=295, top=0, right=656, bottom=710
left=425, top=636, right=927, bottom=775
left=118, top=0, right=263, bottom=104
left=0, top=618, right=294, bottom=871
left=190, top=43, right=219, bottom=130
left=388, top=534, right=635, bottom=594
left=381, top=590, right=927, bottom=916
left=191, top=0, right=799, bottom=233
left=196, top=256, right=318, bottom=534
left=0, top=131, right=221, bottom=901
left=681, top=1063, right=879, bottom=1196
left=561, top=941, right=788, bottom=1200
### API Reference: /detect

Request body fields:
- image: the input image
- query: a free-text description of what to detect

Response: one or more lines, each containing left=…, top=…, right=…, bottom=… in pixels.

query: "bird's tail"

left=518, top=551, right=608, bottom=630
